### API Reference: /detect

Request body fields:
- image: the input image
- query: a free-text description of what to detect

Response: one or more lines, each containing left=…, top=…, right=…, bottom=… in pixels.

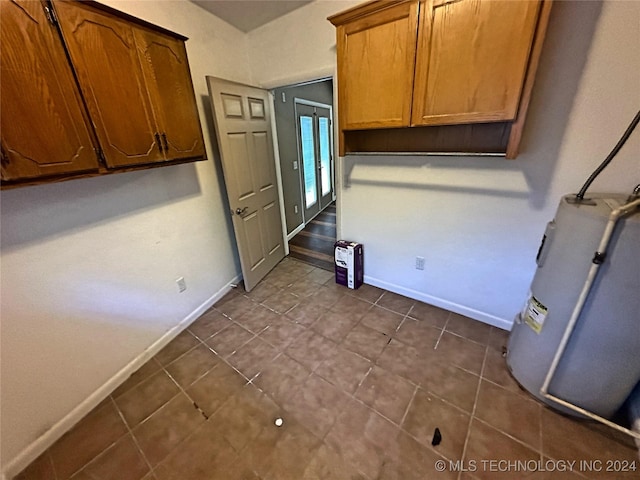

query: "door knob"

left=235, top=207, right=248, bottom=216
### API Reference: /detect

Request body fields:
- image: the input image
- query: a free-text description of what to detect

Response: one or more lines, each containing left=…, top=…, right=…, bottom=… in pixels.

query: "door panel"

left=0, top=0, right=99, bottom=181
left=207, top=77, right=285, bottom=291
left=315, top=106, right=333, bottom=211
left=412, top=0, right=541, bottom=125
left=133, top=28, right=206, bottom=160
left=54, top=0, right=163, bottom=167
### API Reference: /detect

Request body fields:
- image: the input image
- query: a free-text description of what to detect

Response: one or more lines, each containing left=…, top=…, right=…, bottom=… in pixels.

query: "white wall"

left=247, top=0, right=360, bottom=88
left=249, top=0, right=640, bottom=328
left=0, top=0, right=251, bottom=473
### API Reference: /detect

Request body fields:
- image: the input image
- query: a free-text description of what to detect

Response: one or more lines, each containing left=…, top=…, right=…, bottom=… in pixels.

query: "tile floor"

left=15, top=258, right=638, bottom=480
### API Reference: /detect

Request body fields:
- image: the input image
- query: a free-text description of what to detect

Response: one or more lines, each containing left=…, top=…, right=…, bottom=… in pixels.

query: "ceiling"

left=190, top=0, right=313, bottom=33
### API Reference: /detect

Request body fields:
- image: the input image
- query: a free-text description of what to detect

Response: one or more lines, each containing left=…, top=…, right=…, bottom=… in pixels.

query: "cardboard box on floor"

left=334, top=240, right=363, bottom=289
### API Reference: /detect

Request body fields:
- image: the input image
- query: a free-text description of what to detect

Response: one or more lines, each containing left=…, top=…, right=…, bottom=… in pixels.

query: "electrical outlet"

left=415, top=256, right=425, bottom=270
left=294, top=205, right=298, bottom=214
left=176, top=277, right=187, bottom=292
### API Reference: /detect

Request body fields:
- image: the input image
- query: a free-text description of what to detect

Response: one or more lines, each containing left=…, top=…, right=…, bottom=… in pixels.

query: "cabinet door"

left=53, top=0, right=164, bottom=167
left=412, top=0, right=541, bottom=126
left=1, top=0, right=99, bottom=181
left=337, top=1, right=419, bottom=129
left=133, top=29, right=206, bottom=161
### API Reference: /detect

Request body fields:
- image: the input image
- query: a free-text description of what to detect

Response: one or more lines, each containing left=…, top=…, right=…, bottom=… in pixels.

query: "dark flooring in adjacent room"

left=15, top=258, right=638, bottom=480
left=288, top=203, right=336, bottom=271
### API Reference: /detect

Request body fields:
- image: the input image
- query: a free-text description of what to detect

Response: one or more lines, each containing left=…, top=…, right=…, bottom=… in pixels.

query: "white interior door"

left=207, top=76, right=285, bottom=291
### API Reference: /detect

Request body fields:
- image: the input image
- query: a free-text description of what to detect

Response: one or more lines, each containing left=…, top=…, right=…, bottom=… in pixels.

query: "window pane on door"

left=319, top=117, right=331, bottom=196
left=300, top=116, right=317, bottom=208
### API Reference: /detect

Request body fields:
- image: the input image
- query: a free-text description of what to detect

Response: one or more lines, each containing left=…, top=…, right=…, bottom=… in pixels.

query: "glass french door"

left=295, top=100, right=334, bottom=222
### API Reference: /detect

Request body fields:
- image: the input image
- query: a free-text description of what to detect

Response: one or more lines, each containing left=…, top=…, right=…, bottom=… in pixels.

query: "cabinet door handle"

left=155, top=133, right=163, bottom=152
left=161, top=133, right=169, bottom=152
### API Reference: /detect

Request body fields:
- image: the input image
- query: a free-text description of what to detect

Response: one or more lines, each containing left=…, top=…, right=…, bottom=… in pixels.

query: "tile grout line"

left=108, top=396, right=155, bottom=478
left=458, top=343, right=489, bottom=472
left=433, top=312, right=452, bottom=350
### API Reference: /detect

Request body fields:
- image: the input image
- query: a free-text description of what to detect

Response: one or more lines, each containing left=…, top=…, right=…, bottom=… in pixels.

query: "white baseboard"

left=364, top=275, right=513, bottom=331
left=286, top=222, right=305, bottom=241
left=2, top=275, right=241, bottom=480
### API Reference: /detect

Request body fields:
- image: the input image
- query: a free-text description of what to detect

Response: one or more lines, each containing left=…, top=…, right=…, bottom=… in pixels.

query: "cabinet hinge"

left=43, top=3, right=59, bottom=26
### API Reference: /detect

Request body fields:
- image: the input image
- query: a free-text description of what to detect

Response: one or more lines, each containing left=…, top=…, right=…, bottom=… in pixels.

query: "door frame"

left=293, top=98, right=335, bottom=224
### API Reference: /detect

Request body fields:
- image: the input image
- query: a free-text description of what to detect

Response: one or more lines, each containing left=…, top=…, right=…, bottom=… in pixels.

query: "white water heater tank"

left=507, top=193, right=640, bottom=418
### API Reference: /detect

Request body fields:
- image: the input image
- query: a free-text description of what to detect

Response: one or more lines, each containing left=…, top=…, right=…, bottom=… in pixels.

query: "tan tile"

left=403, top=388, right=470, bottom=461
left=360, top=306, right=403, bottom=336
left=49, top=401, right=128, bottom=479
left=133, top=393, right=204, bottom=466
left=355, top=366, right=415, bottom=424
left=73, top=434, right=149, bottom=480
left=434, top=332, right=486, bottom=374
left=262, top=291, right=300, bottom=314
left=264, top=268, right=296, bottom=289
left=445, top=314, right=492, bottom=345
left=487, top=326, right=510, bottom=352
left=14, top=452, right=56, bottom=480
left=309, top=285, right=345, bottom=309
left=164, top=343, right=219, bottom=389
left=315, top=347, right=371, bottom=394
left=112, top=358, right=162, bottom=398
left=526, top=461, right=589, bottom=480
left=245, top=281, right=281, bottom=303
left=234, top=304, right=280, bottom=334
left=153, top=424, right=239, bottom=480
left=311, top=310, right=360, bottom=343
left=301, top=443, right=368, bottom=480
left=287, top=277, right=322, bottom=298
left=207, top=386, right=280, bottom=453
left=483, top=347, right=528, bottom=398
left=216, top=294, right=257, bottom=320
left=377, top=291, right=414, bottom=315
left=424, top=362, right=479, bottom=413
left=464, top=419, right=540, bottom=480
left=186, top=362, right=247, bottom=417
left=541, top=407, right=639, bottom=479
left=153, top=330, right=201, bottom=366
left=342, top=323, right=389, bottom=361
left=263, top=422, right=321, bottom=480
left=205, top=323, right=254, bottom=357
left=285, top=300, right=326, bottom=326
left=258, top=316, right=307, bottom=350
left=285, top=330, right=339, bottom=371
left=227, top=336, right=279, bottom=379
left=475, top=380, right=541, bottom=450
left=330, top=294, right=371, bottom=320
left=114, top=370, right=181, bottom=428
left=394, top=317, right=441, bottom=352
left=305, top=268, right=334, bottom=285
left=253, top=354, right=311, bottom=406
left=346, top=283, right=384, bottom=304
left=377, top=338, right=435, bottom=385
left=325, top=399, right=400, bottom=480
left=284, top=374, right=350, bottom=437
left=382, top=430, right=458, bottom=480
left=187, top=309, right=232, bottom=340
left=408, top=302, right=450, bottom=328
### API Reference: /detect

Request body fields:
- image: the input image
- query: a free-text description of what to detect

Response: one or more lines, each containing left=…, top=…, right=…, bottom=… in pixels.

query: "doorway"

left=295, top=99, right=334, bottom=222
left=273, top=79, right=336, bottom=271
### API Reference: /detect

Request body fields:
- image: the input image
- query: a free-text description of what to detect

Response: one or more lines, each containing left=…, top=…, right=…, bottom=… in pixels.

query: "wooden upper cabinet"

left=329, top=0, right=552, bottom=158
left=337, top=1, right=419, bottom=129
left=133, top=29, right=206, bottom=161
left=0, top=0, right=99, bottom=181
left=53, top=0, right=165, bottom=168
left=411, top=0, right=541, bottom=126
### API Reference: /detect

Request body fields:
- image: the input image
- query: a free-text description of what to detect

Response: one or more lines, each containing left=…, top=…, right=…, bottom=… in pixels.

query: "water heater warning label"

left=523, top=295, right=548, bottom=334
